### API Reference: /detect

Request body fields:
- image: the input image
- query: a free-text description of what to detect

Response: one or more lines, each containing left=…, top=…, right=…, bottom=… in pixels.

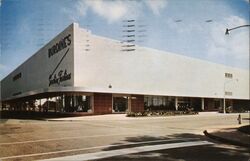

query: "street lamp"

left=223, top=78, right=238, bottom=114
left=223, top=24, right=248, bottom=113
left=225, top=25, right=250, bottom=35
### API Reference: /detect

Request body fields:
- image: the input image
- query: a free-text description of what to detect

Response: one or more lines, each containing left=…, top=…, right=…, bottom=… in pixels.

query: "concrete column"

left=175, top=97, right=178, bottom=111
left=55, top=97, right=57, bottom=113
left=33, top=101, right=36, bottom=111
left=62, top=95, right=65, bottom=112
left=47, top=98, right=49, bottom=113
left=201, top=98, right=205, bottom=111
left=27, top=101, right=30, bottom=111
left=128, top=96, right=132, bottom=112
left=91, top=95, right=94, bottom=113
left=39, top=99, right=42, bottom=112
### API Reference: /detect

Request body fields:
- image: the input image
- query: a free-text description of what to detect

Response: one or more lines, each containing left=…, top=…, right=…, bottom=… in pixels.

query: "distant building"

left=1, top=23, right=249, bottom=114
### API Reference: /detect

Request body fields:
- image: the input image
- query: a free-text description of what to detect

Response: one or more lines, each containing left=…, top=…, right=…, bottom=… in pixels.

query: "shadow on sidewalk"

left=98, top=133, right=249, bottom=161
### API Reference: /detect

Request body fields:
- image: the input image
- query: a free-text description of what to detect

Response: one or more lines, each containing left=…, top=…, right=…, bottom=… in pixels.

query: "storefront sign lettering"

left=48, top=34, right=71, bottom=58
left=49, top=69, right=71, bottom=86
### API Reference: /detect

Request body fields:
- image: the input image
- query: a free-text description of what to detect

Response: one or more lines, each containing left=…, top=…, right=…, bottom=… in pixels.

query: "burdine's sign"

left=48, top=34, right=72, bottom=86
left=48, top=34, right=71, bottom=58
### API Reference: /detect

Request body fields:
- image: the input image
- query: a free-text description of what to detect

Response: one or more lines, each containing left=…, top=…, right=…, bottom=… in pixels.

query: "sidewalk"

left=46, top=112, right=249, bottom=121
left=204, top=125, right=250, bottom=148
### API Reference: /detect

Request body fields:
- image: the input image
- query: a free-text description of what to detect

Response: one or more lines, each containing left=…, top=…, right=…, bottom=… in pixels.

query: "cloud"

left=0, top=0, right=2, bottom=7
left=85, top=0, right=128, bottom=23
left=76, top=0, right=88, bottom=17
left=145, top=0, right=167, bottom=15
left=61, top=0, right=89, bottom=22
left=207, top=16, right=249, bottom=60
left=74, top=0, right=167, bottom=23
left=166, top=13, right=249, bottom=60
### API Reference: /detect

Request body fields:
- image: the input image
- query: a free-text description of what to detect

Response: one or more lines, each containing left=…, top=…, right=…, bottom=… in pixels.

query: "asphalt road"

left=0, top=113, right=249, bottom=161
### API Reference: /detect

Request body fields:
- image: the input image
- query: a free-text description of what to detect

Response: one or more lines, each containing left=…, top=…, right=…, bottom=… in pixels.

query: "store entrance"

left=113, top=95, right=128, bottom=113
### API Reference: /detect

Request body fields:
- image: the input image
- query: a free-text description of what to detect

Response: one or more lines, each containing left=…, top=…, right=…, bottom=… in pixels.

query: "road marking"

left=39, top=141, right=213, bottom=161
left=0, top=133, right=138, bottom=145
left=0, top=138, right=200, bottom=160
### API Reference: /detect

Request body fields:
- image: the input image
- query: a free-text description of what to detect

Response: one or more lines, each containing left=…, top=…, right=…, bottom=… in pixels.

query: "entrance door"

left=113, top=95, right=128, bottom=113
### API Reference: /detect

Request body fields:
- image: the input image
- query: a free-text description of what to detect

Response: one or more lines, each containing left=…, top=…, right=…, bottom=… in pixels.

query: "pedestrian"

left=237, top=114, right=241, bottom=124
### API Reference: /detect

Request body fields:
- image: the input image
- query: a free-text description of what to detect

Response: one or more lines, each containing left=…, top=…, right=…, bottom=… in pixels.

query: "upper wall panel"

left=1, top=24, right=75, bottom=101
left=74, top=25, right=249, bottom=100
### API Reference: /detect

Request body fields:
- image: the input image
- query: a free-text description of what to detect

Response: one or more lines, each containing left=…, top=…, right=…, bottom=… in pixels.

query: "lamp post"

left=223, top=24, right=248, bottom=113
left=225, top=25, right=250, bottom=35
left=223, top=79, right=238, bottom=114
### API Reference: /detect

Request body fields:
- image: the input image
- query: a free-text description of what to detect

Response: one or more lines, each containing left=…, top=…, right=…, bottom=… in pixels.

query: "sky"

left=0, top=0, right=249, bottom=79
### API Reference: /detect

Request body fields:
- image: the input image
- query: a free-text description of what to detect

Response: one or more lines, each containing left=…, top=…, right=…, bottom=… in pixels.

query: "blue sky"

left=0, top=0, right=249, bottom=79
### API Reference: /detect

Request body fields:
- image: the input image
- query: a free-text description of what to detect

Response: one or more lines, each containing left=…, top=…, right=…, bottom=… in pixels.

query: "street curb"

left=203, top=130, right=250, bottom=148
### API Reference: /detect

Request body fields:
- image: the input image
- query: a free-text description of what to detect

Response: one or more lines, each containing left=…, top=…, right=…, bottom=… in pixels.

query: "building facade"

left=1, top=23, right=249, bottom=114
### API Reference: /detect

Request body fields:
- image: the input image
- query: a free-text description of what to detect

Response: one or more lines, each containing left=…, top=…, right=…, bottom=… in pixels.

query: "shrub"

left=126, top=110, right=198, bottom=117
